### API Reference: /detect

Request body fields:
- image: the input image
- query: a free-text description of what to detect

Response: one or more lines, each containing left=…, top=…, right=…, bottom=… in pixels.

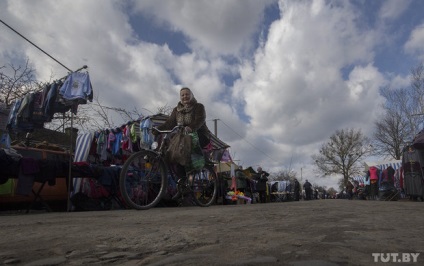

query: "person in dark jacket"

left=255, top=167, right=269, bottom=203
left=383, top=166, right=395, bottom=186
left=294, top=178, right=301, bottom=201
left=155, top=87, right=211, bottom=179
left=235, top=165, right=247, bottom=193
left=303, top=179, right=312, bottom=200
left=346, top=181, right=354, bottom=199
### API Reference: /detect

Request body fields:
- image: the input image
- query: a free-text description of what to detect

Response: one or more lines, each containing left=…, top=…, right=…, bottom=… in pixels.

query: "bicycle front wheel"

left=119, top=150, right=167, bottom=210
left=190, top=165, right=217, bottom=207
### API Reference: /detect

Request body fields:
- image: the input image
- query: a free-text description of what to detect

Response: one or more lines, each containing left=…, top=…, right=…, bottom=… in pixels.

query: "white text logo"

left=372, top=253, right=420, bottom=263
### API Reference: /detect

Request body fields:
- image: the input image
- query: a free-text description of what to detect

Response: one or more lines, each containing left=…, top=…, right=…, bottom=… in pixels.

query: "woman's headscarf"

left=176, top=87, right=198, bottom=125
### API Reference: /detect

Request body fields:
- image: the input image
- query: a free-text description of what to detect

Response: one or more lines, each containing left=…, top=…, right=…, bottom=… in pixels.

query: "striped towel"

left=74, top=133, right=94, bottom=162
left=71, top=132, right=94, bottom=200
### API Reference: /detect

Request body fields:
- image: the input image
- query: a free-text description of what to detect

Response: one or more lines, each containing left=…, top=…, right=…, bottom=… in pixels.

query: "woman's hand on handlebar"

left=151, top=127, right=159, bottom=136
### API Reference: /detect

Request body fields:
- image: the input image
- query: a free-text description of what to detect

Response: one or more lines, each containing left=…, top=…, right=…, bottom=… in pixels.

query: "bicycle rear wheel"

left=190, top=165, right=217, bottom=207
left=119, top=150, right=167, bottom=210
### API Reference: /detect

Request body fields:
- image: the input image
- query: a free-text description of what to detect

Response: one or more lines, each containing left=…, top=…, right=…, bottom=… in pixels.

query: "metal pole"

left=213, top=119, right=218, bottom=136
left=67, top=111, right=73, bottom=212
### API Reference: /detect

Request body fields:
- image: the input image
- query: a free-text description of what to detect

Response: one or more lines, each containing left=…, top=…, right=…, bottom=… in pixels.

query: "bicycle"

left=119, top=125, right=218, bottom=210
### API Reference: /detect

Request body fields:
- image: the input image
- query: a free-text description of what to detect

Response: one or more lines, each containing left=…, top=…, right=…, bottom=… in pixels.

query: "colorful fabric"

left=369, top=166, right=379, bottom=180
left=140, top=117, right=153, bottom=149
left=130, top=121, right=140, bottom=143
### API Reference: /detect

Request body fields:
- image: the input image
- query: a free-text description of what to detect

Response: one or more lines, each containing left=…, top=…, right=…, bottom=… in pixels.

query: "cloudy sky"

left=1, top=0, right=424, bottom=188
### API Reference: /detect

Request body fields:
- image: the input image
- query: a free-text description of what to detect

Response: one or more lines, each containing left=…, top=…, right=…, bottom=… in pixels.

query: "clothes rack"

left=65, top=65, right=89, bottom=211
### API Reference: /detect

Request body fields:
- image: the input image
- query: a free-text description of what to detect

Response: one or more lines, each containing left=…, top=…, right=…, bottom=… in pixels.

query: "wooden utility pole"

left=213, top=119, right=218, bottom=136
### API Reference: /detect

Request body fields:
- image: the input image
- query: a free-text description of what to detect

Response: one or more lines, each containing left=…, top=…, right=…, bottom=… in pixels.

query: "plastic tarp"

left=364, top=160, right=402, bottom=171
left=352, top=176, right=366, bottom=187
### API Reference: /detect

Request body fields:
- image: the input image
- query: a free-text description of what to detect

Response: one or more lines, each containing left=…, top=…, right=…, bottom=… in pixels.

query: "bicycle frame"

left=150, top=126, right=185, bottom=181
left=119, top=125, right=217, bottom=210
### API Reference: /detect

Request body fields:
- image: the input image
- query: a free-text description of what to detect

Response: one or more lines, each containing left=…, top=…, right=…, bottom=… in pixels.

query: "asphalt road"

left=1, top=199, right=423, bottom=266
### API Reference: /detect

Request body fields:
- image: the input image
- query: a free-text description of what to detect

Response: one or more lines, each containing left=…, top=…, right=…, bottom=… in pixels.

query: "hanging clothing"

left=13, top=92, right=46, bottom=130
left=16, top=93, right=35, bottom=124
left=121, top=125, right=132, bottom=152
left=130, top=121, right=140, bottom=143
left=59, top=72, right=93, bottom=103
left=96, top=131, right=108, bottom=162
left=6, top=99, right=22, bottom=130
left=107, top=131, right=115, bottom=152
left=44, top=82, right=71, bottom=120
left=368, top=166, right=379, bottom=181
left=112, top=130, right=123, bottom=156
left=140, top=117, right=153, bottom=149
left=74, top=133, right=95, bottom=163
left=31, top=91, right=48, bottom=128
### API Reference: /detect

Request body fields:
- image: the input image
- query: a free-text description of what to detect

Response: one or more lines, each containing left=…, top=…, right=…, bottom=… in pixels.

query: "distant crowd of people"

left=338, top=165, right=400, bottom=201
left=230, top=166, right=330, bottom=203
left=234, top=166, right=269, bottom=203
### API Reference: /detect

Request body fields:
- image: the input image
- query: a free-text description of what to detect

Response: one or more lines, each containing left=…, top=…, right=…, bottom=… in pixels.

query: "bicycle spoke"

left=191, top=166, right=217, bottom=207
left=119, top=151, right=167, bottom=210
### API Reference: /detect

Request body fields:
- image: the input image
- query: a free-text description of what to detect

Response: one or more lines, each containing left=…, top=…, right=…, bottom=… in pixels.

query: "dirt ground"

left=1, top=199, right=424, bottom=266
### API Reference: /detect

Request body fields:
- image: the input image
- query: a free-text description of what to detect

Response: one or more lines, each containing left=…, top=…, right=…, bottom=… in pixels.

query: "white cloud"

left=404, top=24, right=424, bottom=60
left=234, top=1, right=381, bottom=142
left=378, top=0, right=412, bottom=20
left=130, top=0, right=275, bottom=56
left=388, top=74, right=411, bottom=90
left=224, top=0, right=391, bottom=180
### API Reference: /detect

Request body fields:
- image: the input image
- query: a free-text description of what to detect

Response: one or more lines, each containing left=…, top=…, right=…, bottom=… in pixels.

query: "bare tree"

left=312, top=128, right=371, bottom=186
left=373, top=63, right=424, bottom=158
left=1, top=59, right=173, bottom=135
left=0, top=59, right=43, bottom=106
left=409, top=62, right=424, bottom=136
left=49, top=96, right=149, bottom=133
left=156, top=104, right=173, bottom=116
left=372, top=110, right=410, bottom=160
left=410, top=62, right=424, bottom=113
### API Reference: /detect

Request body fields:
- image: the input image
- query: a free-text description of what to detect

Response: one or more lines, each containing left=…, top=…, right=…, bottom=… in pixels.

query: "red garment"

left=369, top=166, right=379, bottom=180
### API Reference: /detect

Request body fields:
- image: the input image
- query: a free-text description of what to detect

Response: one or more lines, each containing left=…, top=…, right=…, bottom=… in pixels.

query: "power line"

left=218, top=119, right=277, bottom=163
left=0, top=18, right=72, bottom=72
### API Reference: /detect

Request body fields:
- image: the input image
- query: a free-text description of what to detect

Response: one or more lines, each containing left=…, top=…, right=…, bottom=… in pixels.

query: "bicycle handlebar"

left=152, top=125, right=184, bottom=134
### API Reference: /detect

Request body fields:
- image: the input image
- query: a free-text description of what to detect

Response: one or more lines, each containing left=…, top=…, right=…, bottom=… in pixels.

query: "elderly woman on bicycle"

left=155, top=87, right=211, bottom=177
left=156, top=87, right=211, bottom=148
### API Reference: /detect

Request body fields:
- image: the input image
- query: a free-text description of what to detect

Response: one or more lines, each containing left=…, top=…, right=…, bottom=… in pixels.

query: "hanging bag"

left=186, top=132, right=206, bottom=172
left=166, top=130, right=191, bottom=166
